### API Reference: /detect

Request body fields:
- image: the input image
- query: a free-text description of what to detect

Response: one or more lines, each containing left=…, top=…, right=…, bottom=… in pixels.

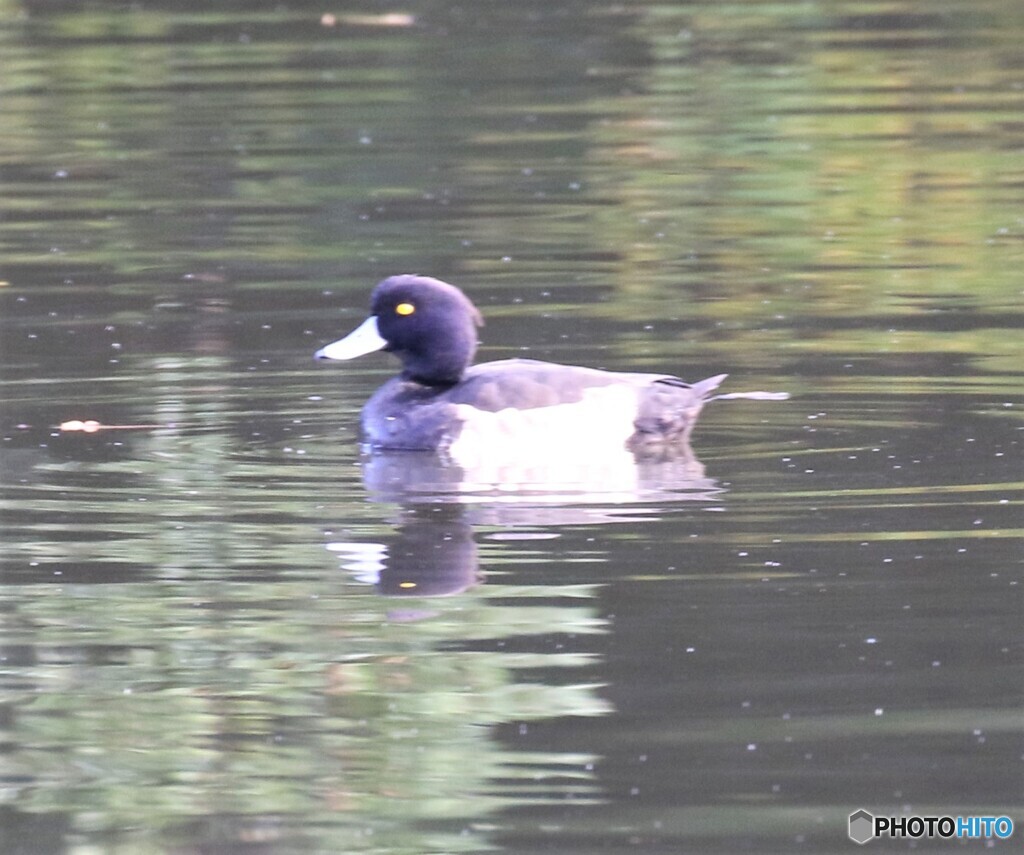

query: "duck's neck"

left=397, top=326, right=475, bottom=386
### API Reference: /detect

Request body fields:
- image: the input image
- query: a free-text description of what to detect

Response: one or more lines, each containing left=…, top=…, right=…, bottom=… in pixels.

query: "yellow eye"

left=395, top=302, right=416, bottom=316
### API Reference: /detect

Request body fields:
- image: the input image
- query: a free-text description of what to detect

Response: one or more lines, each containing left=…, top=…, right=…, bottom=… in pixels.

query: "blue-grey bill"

left=315, top=316, right=387, bottom=360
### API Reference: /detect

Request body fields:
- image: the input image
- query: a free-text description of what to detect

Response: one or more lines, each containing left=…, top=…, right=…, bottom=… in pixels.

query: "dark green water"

left=1, top=2, right=1021, bottom=853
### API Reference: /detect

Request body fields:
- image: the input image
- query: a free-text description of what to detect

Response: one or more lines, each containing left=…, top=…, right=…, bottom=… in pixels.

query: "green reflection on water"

left=4, top=570, right=609, bottom=850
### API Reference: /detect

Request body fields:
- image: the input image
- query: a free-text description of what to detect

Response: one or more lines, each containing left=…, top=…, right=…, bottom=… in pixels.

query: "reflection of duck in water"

left=315, top=275, right=786, bottom=464
left=359, top=441, right=721, bottom=504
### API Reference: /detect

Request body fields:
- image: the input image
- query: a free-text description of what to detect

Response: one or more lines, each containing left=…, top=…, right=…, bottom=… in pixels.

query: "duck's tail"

left=629, top=373, right=788, bottom=453
left=682, top=373, right=790, bottom=402
left=687, top=373, right=730, bottom=398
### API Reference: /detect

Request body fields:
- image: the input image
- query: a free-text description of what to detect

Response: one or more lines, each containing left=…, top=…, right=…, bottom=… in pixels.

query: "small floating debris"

left=320, top=12, right=415, bottom=28
left=60, top=420, right=102, bottom=433
left=59, top=420, right=160, bottom=433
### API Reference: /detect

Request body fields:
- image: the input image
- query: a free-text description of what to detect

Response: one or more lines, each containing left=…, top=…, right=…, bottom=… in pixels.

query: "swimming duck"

left=315, top=275, right=775, bottom=458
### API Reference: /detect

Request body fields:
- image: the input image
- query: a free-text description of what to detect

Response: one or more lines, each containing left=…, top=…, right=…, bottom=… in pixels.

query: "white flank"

left=446, top=384, right=643, bottom=492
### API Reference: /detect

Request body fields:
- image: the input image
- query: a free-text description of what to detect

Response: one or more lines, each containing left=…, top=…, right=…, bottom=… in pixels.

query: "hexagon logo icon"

left=849, top=809, right=875, bottom=844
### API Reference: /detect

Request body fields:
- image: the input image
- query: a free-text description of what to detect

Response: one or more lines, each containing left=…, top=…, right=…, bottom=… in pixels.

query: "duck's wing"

left=450, top=359, right=640, bottom=411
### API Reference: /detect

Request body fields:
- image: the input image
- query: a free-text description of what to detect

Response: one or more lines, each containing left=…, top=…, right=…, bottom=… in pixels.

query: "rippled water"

left=1, top=2, right=1022, bottom=853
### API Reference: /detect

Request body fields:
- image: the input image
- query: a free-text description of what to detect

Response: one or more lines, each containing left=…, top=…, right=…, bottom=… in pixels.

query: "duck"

left=315, top=275, right=780, bottom=458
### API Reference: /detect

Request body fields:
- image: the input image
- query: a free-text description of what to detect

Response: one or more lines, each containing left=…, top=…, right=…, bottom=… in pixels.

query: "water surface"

left=1, top=1, right=1022, bottom=853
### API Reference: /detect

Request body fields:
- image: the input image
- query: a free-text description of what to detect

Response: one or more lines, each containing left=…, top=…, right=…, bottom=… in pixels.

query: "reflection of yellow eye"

left=395, top=302, right=416, bottom=316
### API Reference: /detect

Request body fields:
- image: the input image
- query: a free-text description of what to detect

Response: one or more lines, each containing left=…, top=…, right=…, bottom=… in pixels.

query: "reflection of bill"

left=328, top=506, right=480, bottom=597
